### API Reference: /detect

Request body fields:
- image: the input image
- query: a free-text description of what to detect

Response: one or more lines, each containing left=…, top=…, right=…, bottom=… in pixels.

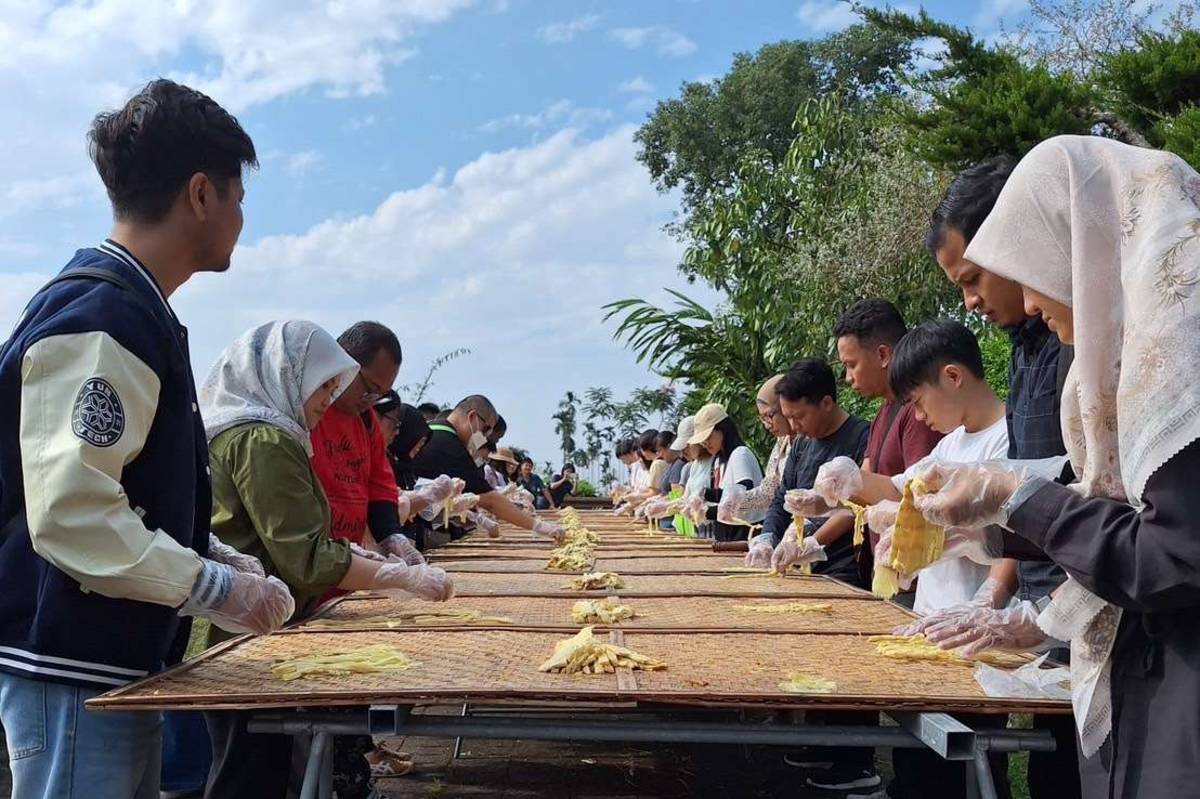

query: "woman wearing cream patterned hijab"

left=912, top=135, right=1200, bottom=798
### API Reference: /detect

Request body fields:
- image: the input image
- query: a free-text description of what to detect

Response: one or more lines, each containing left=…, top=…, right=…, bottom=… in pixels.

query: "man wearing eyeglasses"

left=414, top=395, right=566, bottom=542
left=310, top=322, right=422, bottom=562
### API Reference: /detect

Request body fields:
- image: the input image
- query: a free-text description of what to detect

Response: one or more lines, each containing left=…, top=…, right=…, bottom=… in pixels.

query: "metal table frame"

left=248, top=704, right=1055, bottom=799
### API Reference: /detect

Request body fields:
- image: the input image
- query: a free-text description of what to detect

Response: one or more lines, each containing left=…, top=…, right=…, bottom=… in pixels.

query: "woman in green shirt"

left=198, top=320, right=454, bottom=799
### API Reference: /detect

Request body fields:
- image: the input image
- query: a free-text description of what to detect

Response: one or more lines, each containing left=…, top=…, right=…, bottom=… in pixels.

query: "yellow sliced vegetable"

left=778, top=672, right=838, bottom=694
left=271, top=644, right=417, bottom=681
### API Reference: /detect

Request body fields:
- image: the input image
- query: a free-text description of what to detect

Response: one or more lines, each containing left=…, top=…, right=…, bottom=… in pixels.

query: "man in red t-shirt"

left=833, top=299, right=943, bottom=591
left=310, top=321, right=423, bottom=564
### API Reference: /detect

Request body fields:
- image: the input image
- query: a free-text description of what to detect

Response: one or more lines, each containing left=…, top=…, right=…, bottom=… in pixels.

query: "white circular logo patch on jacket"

left=72, top=377, right=125, bottom=447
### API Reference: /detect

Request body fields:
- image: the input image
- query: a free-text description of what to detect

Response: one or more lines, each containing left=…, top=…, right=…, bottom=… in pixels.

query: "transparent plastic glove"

left=206, top=533, right=265, bottom=577
left=865, top=500, right=900, bottom=534
left=396, top=493, right=413, bottom=523
left=533, top=519, right=566, bottom=543
left=613, top=502, right=634, bottom=517
left=471, top=511, right=500, bottom=538
left=893, top=576, right=1012, bottom=636
left=771, top=527, right=826, bottom=573
left=926, top=601, right=1048, bottom=657
left=680, top=494, right=708, bottom=524
left=716, top=491, right=745, bottom=525
left=784, top=488, right=834, bottom=518
left=641, top=497, right=675, bottom=521
left=349, top=541, right=388, bottom=563
left=745, top=541, right=774, bottom=569
left=371, top=562, right=455, bottom=601
left=813, top=456, right=863, bottom=505
left=377, top=534, right=425, bottom=566
left=414, top=475, right=458, bottom=506
left=912, top=461, right=1024, bottom=528
left=449, top=492, right=480, bottom=518
left=515, top=488, right=536, bottom=511
left=179, top=559, right=295, bottom=635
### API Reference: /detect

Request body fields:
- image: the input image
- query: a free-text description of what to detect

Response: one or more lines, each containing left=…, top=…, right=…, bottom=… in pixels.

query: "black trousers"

left=889, top=714, right=1011, bottom=799
left=204, top=710, right=292, bottom=799
left=1028, top=713, right=1082, bottom=799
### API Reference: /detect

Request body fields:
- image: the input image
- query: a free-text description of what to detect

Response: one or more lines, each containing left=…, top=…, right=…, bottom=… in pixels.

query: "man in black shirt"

left=748, top=359, right=869, bottom=585
left=414, top=395, right=564, bottom=542
left=928, top=156, right=1078, bottom=799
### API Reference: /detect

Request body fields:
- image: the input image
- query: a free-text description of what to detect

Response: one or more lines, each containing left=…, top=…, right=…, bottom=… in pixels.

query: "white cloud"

left=619, top=76, right=655, bottom=94
left=345, top=114, right=378, bottom=131
left=164, top=126, right=712, bottom=463
left=537, top=14, right=602, bottom=44
left=609, top=26, right=697, bottom=57
left=286, top=150, right=323, bottom=177
left=795, top=0, right=858, bottom=32
left=478, top=100, right=613, bottom=134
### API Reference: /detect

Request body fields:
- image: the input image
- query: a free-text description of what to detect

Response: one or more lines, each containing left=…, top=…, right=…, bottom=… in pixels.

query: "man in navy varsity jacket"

left=0, top=80, right=294, bottom=799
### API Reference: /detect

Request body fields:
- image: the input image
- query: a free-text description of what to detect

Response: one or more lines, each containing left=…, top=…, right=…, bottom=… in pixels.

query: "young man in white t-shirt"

left=807, top=319, right=1016, bottom=798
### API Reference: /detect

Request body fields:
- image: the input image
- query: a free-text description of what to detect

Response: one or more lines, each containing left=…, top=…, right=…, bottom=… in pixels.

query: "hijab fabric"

left=388, top=403, right=432, bottom=488
left=965, top=135, right=1200, bottom=756
left=200, top=320, right=360, bottom=456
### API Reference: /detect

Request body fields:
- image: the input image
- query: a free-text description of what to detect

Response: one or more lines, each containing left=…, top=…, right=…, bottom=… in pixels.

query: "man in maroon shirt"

left=834, top=299, right=943, bottom=601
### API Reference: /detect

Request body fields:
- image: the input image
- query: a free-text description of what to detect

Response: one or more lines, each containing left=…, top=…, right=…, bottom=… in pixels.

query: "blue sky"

left=0, top=0, right=1137, bottom=467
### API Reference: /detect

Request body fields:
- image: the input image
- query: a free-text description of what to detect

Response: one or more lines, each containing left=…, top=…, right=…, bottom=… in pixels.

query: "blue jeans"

left=0, top=672, right=161, bottom=799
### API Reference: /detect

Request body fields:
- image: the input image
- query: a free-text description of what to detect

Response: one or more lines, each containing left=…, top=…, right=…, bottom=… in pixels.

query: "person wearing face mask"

left=198, top=321, right=454, bottom=799
left=413, top=395, right=565, bottom=542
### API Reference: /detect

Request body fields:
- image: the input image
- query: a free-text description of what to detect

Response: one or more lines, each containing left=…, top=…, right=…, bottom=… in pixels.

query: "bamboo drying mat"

left=592, top=555, right=752, bottom=574
left=298, top=594, right=914, bottom=635
left=448, top=571, right=867, bottom=598
left=88, top=628, right=1069, bottom=714
left=436, top=559, right=587, bottom=574
left=431, top=547, right=722, bottom=561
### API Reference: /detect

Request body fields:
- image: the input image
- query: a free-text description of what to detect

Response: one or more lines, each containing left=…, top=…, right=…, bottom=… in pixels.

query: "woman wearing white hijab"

left=898, top=136, right=1200, bottom=798
left=199, top=321, right=454, bottom=799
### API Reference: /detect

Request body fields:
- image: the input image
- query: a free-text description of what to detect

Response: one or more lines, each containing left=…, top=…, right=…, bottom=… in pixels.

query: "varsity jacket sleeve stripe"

left=19, top=331, right=203, bottom=606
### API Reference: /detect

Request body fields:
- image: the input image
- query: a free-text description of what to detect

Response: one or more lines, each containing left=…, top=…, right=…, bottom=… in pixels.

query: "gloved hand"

left=377, top=534, right=425, bottom=566
left=179, top=559, right=295, bottom=635
left=640, top=497, right=675, bottom=520
left=865, top=500, right=900, bottom=533
left=892, top=577, right=1011, bottom=637
left=745, top=540, right=774, bottom=569
left=514, top=488, right=536, bottom=511
left=680, top=494, right=708, bottom=524
left=912, top=461, right=1024, bottom=528
left=784, top=488, right=834, bottom=518
left=613, top=502, right=634, bottom=516
left=206, top=533, right=265, bottom=577
left=371, top=562, right=455, bottom=601
left=449, top=492, right=480, bottom=518
left=396, top=493, right=413, bottom=522
left=813, top=456, right=863, bottom=505
left=414, top=475, right=458, bottom=506
left=875, top=524, right=1003, bottom=575
left=349, top=541, right=388, bottom=562
left=716, top=491, right=745, bottom=524
left=771, top=528, right=827, bottom=573
left=533, top=519, right=566, bottom=543
left=925, top=601, right=1048, bottom=656
left=471, top=511, right=500, bottom=538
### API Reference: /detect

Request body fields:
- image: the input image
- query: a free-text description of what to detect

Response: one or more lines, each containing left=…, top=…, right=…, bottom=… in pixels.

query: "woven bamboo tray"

left=87, top=628, right=1069, bottom=714
left=436, top=559, right=585, bottom=574
left=448, top=571, right=867, bottom=598
left=431, top=547, right=720, bottom=561
left=592, top=555, right=751, bottom=574
left=298, top=594, right=914, bottom=634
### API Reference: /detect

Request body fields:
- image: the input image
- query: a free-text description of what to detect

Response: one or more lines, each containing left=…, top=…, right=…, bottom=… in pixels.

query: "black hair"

left=615, top=438, right=633, bottom=457
left=519, top=457, right=535, bottom=467
left=710, top=416, right=745, bottom=463
left=635, top=428, right=659, bottom=467
left=88, top=79, right=257, bottom=223
left=927, top=155, right=1016, bottom=255
left=374, top=390, right=402, bottom=416
left=417, top=402, right=441, bottom=419
left=777, top=358, right=838, bottom=405
left=489, top=415, right=508, bottom=444
left=834, top=299, right=908, bottom=348
left=561, top=463, right=576, bottom=473
left=338, top=321, right=402, bottom=368
left=889, top=319, right=986, bottom=399
left=454, top=395, right=497, bottom=422
left=655, top=430, right=676, bottom=451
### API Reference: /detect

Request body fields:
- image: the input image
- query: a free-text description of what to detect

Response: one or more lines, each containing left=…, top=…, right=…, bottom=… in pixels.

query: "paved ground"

left=373, top=707, right=896, bottom=799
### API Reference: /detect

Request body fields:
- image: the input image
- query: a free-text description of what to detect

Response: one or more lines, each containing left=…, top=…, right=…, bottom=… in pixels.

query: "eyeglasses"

left=357, top=373, right=390, bottom=404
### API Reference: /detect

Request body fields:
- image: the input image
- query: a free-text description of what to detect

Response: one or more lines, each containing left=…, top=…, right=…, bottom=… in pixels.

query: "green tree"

left=635, top=27, right=913, bottom=221
left=1097, top=28, right=1200, bottom=156
left=551, top=391, right=579, bottom=465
